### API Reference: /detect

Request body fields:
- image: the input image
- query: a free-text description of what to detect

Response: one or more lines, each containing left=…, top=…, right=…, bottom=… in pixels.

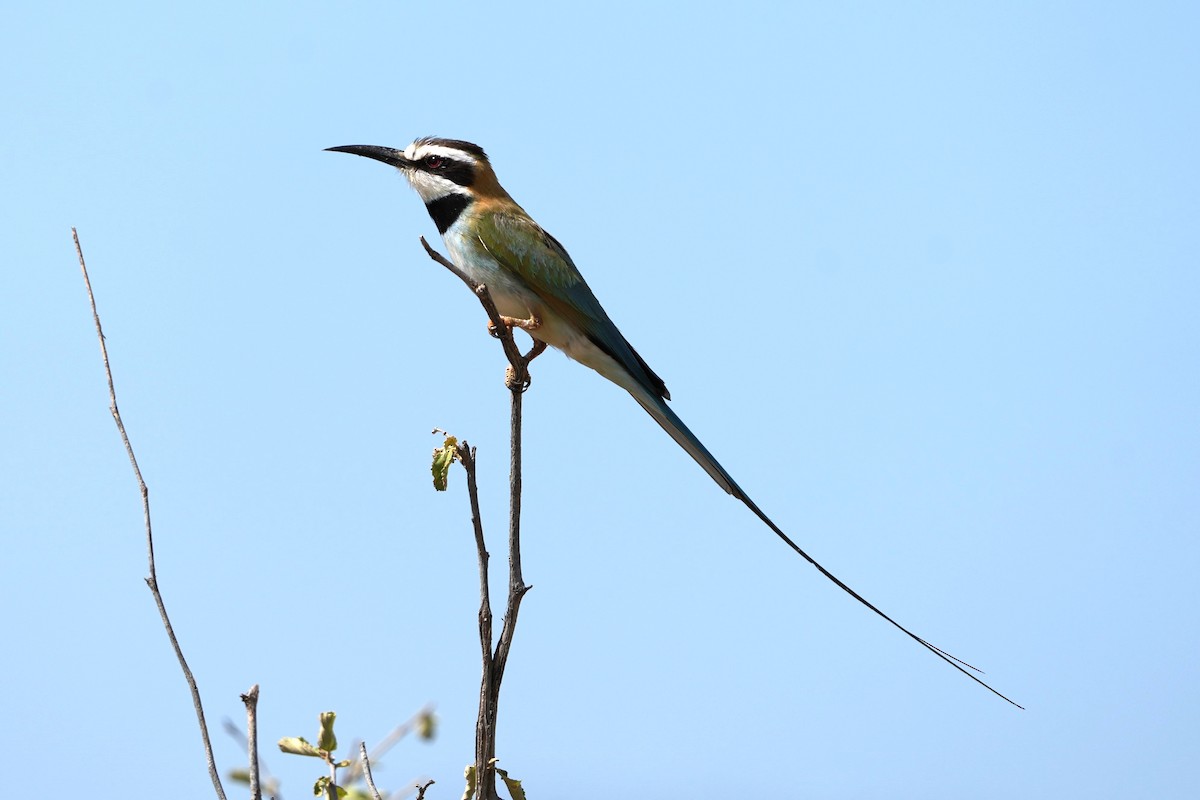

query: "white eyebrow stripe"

left=406, top=142, right=479, bottom=163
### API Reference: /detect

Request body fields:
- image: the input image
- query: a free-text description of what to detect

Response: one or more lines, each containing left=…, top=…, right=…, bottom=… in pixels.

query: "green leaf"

left=335, top=759, right=352, bottom=769
left=318, top=711, right=338, bottom=752
left=279, top=736, right=323, bottom=757
left=495, top=764, right=526, bottom=800
left=432, top=436, right=459, bottom=491
left=461, top=764, right=477, bottom=800
left=228, top=768, right=250, bottom=785
left=418, top=711, right=437, bottom=740
left=313, top=776, right=347, bottom=799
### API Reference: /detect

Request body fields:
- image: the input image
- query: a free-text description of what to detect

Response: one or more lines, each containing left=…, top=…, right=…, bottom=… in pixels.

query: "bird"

left=327, top=137, right=1019, bottom=707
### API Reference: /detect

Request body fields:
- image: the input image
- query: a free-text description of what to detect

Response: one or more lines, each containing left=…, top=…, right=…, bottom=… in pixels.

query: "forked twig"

left=420, top=237, right=540, bottom=799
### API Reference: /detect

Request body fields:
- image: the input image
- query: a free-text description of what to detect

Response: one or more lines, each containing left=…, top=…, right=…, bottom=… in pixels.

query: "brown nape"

left=468, top=159, right=516, bottom=202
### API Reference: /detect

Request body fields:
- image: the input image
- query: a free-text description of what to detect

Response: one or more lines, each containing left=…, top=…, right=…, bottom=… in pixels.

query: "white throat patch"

left=403, top=169, right=462, bottom=203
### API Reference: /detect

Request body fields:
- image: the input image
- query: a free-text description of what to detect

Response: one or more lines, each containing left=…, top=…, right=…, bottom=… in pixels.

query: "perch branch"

left=419, top=236, right=536, bottom=388
left=420, top=237, right=538, bottom=799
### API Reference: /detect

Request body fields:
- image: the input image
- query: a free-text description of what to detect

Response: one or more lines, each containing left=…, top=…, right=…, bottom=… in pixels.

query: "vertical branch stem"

left=492, top=380, right=532, bottom=692
left=242, top=685, right=261, bottom=800
left=359, top=743, right=384, bottom=800
left=74, top=228, right=228, bottom=800
left=509, top=385, right=526, bottom=600
left=475, top=377, right=536, bottom=798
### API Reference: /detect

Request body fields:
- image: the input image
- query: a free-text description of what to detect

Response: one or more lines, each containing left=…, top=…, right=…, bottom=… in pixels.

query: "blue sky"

left=3, top=2, right=1198, bottom=797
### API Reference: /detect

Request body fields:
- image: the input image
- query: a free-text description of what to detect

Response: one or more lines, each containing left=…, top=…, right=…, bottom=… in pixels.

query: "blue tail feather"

left=637, top=390, right=1023, bottom=708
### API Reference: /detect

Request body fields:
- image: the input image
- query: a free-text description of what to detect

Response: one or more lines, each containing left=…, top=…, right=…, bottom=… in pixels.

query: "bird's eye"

left=424, top=155, right=445, bottom=169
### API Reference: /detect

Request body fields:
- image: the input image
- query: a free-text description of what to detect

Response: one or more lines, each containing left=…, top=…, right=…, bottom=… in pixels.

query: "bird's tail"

left=627, top=384, right=1023, bottom=709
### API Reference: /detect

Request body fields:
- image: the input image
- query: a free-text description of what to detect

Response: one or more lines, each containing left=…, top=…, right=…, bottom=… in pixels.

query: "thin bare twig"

left=457, top=442, right=496, bottom=789
left=420, top=237, right=540, bottom=799
left=416, top=779, right=435, bottom=800
left=339, top=702, right=437, bottom=786
left=241, top=685, right=262, bottom=800
left=368, top=702, right=438, bottom=763
left=74, top=228, right=228, bottom=800
left=222, top=718, right=281, bottom=794
left=359, top=742, right=384, bottom=800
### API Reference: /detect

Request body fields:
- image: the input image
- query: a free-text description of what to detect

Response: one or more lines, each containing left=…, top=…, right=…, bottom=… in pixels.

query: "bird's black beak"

left=325, top=144, right=411, bottom=169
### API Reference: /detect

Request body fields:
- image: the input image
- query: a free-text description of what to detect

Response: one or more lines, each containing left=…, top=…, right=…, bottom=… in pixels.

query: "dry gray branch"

left=74, top=228, right=228, bottom=800
left=241, top=685, right=262, bottom=800
left=359, top=742, right=384, bottom=800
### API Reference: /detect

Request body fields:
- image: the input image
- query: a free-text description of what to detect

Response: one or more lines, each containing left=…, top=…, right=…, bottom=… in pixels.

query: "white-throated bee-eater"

left=328, top=137, right=1018, bottom=707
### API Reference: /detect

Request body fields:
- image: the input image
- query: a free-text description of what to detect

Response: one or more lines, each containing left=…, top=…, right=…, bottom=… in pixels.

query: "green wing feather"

left=468, top=213, right=1022, bottom=708
left=474, top=210, right=669, bottom=400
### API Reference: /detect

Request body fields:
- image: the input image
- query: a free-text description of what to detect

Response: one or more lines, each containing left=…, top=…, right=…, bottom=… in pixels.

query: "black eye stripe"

left=417, top=154, right=476, bottom=187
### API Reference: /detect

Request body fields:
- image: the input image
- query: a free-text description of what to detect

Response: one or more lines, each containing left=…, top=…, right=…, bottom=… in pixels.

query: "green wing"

left=474, top=210, right=669, bottom=400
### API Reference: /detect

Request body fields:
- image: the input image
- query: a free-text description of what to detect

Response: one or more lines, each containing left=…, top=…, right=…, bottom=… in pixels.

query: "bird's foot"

left=504, top=340, right=547, bottom=392
left=489, top=313, right=541, bottom=335
left=524, top=339, right=548, bottom=362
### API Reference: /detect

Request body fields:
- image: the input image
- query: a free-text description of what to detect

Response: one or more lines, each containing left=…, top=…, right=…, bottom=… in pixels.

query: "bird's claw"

left=505, top=365, right=533, bottom=392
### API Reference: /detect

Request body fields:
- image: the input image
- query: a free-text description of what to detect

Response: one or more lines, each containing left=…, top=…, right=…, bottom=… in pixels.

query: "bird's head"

left=326, top=137, right=508, bottom=205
